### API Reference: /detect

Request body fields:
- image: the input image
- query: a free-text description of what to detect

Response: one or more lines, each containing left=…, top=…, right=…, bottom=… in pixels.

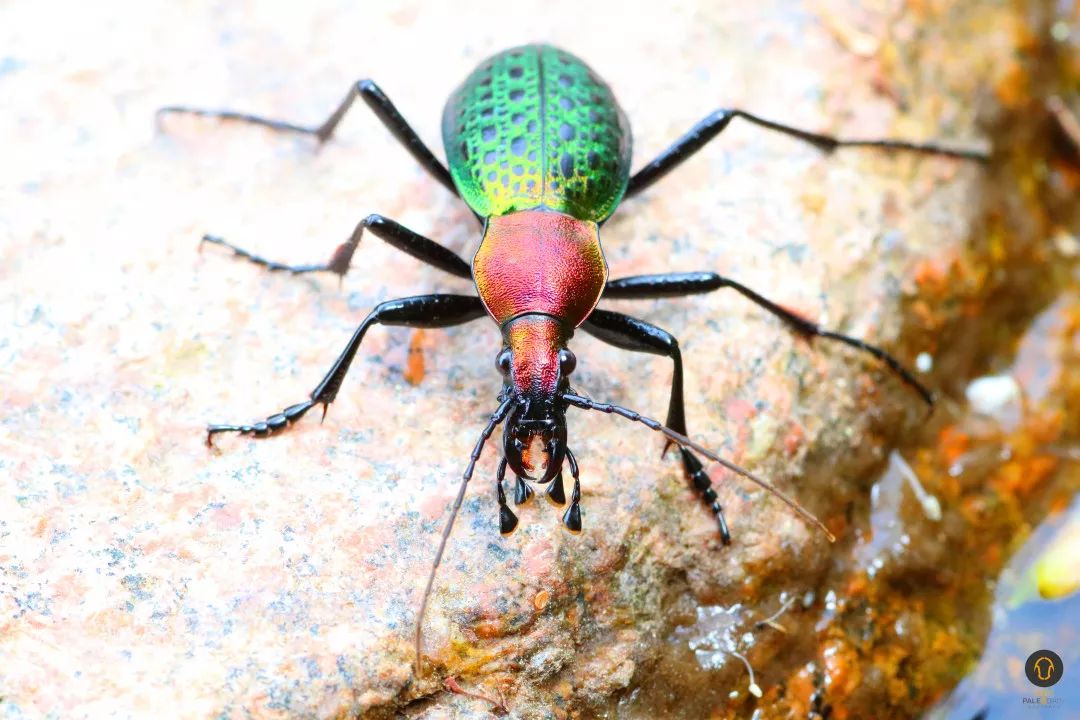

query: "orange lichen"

left=403, top=329, right=426, bottom=386
left=785, top=665, right=817, bottom=718
left=822, top=638, right=862, bottom=698
left=937, top=425, right=971, bottom=466
left=981, top=542, right=1002, bottom=568
left=912, top=256, right=950, bottom=293
left=1027, top=409, right=1063, bottom=445
left=783, top=422, right=806, bottom=456
left=991, top=455, right=1058, bottom=495
left=845, top=573, right=868, bottom=597
left=994, top=61, right=1030, bottom=109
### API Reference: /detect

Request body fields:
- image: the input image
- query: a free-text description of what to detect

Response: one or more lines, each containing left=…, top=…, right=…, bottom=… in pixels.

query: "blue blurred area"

left=929, top=496, right=1080, bottom=720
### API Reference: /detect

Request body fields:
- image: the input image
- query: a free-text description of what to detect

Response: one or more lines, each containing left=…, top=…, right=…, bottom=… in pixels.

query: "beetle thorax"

left=472, top=209, right=608, bottom=328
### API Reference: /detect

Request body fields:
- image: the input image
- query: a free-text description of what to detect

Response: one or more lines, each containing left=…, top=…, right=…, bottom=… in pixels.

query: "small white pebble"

left=916, top=352, right=933, bottom=373
left=1054, top=230, right=1079, bottom=257
left=965, top=374, right=1023, bottom=430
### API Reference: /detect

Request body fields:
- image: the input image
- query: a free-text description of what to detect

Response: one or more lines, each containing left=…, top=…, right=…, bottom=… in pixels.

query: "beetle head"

left=495, top=314, right=577, bottom=483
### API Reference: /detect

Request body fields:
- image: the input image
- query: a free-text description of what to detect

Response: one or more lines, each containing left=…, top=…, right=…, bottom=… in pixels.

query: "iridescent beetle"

left=159, top=44, right=986, bottom=672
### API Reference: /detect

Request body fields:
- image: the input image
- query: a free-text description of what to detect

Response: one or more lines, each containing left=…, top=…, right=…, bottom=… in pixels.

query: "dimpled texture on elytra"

left=442, top=44, right=632, bottom=222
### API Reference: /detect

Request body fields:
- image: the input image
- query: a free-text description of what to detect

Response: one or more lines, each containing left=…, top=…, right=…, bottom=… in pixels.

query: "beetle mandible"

left=159, top=44, right=987, bottom=673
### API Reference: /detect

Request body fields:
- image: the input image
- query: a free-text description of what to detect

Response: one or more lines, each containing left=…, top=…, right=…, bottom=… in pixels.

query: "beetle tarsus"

left=683, top=448, right=732, bottom=545
left=200, top=234, right=335, bottom=275
left=197, top=212, right=472, bottom=283
left=205, top=400, right=318, bottom=445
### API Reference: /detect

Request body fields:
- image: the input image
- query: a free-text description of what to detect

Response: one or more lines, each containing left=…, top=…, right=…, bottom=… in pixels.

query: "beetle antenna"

left=561, top=393, right=835, bottom=542
left=415, top=396, right=515, bottom=676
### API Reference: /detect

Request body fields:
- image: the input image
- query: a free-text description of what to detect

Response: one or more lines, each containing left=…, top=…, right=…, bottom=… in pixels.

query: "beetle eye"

left=558, top=348, right=577, bottom=376
left=495, top=348, right=512, bottom=376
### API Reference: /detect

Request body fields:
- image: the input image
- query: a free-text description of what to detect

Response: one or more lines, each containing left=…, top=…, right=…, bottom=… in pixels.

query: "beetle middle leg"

left=581, top=309, right=731, bottom=544
left=159, top=79, right=458, bottom=196
left=623, top=107, right=988, bottom=198
left=206, top=294, right=485, bottom=444
left=201, top=213, right=472, bottom=282
left=604, top=272, right=932, bottom=405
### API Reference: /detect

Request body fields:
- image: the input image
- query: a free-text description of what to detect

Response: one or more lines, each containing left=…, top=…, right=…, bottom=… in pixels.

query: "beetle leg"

left=206, top=294, right=485, bottom=445
left=604, top=272, right=932, bottom=406
left=159, top=79, right=458, bottom=195
left=199, top=213, right=472, bottom=281
left=623, top=107, right=988, bottom=198
left=580, top=309, right=730, bottom=544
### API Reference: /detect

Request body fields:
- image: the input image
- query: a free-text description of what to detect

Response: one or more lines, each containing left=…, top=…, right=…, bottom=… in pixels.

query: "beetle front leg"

left=206, top=294, right=485, bottom=445
left=580, top=309, right=730, bottom=544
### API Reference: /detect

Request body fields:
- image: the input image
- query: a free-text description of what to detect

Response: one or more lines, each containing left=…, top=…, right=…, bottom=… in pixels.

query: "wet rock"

left=0, top=0, right=1067, bottom=717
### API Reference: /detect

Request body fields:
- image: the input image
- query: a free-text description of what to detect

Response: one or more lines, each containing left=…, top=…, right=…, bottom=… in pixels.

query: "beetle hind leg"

left=624, top=107, right=987, bottom=198
left=158, top=79, right=458, bottom=195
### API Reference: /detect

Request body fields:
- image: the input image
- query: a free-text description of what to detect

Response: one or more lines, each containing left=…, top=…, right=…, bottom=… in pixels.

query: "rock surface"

left=0, top=0, right=1065, bottom=717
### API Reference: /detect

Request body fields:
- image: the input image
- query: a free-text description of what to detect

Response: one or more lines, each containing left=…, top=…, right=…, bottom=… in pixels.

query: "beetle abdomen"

left=442, top=45, right=632, bottom=222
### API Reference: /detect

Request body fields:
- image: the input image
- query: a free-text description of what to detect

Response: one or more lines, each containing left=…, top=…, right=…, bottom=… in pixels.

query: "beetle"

left=159, top=44, right=987, bottom=673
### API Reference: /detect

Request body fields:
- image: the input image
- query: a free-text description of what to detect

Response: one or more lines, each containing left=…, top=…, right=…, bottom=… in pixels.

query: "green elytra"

left=442, top=44, right=632, bottom=222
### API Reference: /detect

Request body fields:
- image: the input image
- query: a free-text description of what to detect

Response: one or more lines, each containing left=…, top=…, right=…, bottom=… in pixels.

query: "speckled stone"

left=0, top=0, right=1036, bottom=717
